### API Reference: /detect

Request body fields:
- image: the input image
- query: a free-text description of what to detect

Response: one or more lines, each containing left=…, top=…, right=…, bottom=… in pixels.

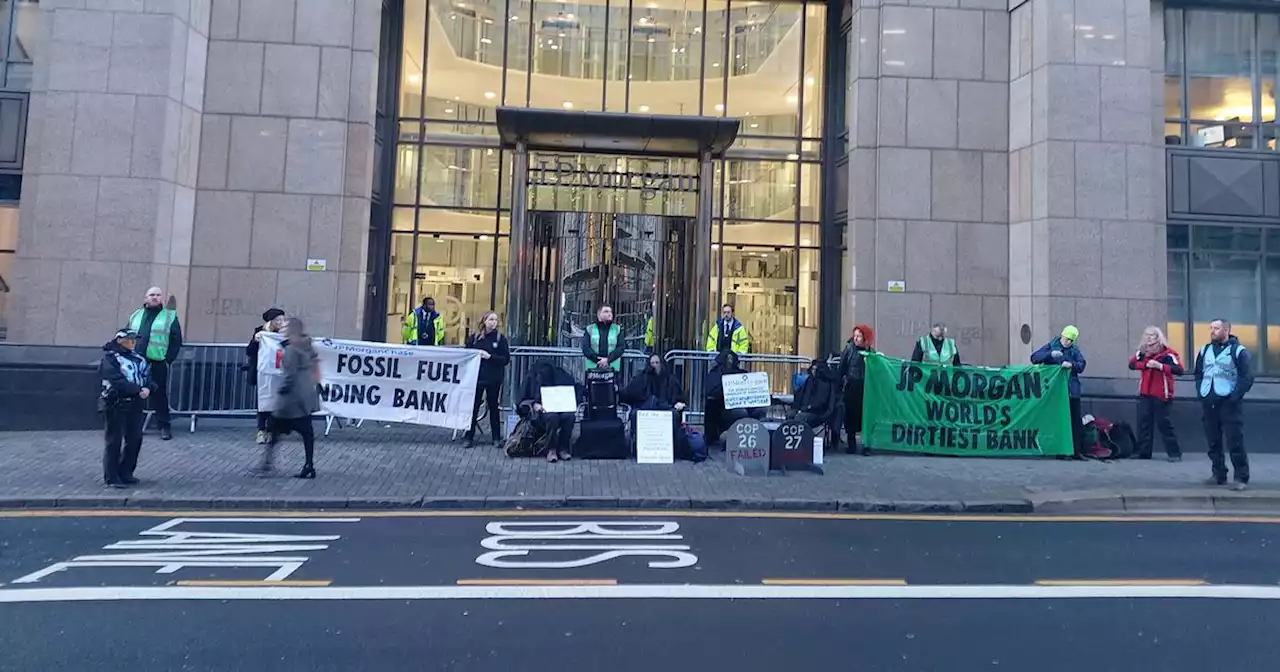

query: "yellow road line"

left=1035, top=579, right=1208, bottom=587
left=1, top=509, right=1279, bottom=524
left=172, top=580, right=333, bottom=587
left=762, top=578, right=908, bottom=586
left=456, top=579, right=618, bottom=586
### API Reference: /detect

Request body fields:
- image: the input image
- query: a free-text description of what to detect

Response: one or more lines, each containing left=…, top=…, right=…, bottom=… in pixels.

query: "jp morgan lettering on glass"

left=528, top=159, right=699, bottom=201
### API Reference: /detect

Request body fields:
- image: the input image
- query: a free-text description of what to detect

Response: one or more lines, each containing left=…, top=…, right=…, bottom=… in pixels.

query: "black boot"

left=295, top=465, right=316, bottom=479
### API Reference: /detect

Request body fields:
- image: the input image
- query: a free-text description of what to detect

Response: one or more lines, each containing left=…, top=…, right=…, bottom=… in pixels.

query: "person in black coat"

left=246, top=308, right=286, bottom=444
left=519, top=361, right=581, bottom=462
left=464, top=311, right=510, bottom=448
left=702, top=350, right=765, bottom=444
left=791, top=358, right=841, bottom=450
left=98, top=328, right=155, bottom=488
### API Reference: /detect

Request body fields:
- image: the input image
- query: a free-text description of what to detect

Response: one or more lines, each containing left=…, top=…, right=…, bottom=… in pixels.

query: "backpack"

left=504, top=417, right=553, bottom=458
left=1081, top=418, right=1113, bottom=459
left=682, top=425, right=708, bottom=463
left=1102, top=421, right=1137, bottom=459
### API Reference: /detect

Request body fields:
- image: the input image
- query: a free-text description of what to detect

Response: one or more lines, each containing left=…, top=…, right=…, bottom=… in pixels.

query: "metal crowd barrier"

left=164, top=341, right=817, bottom=436
left=662, top=350, right=817, bottom=423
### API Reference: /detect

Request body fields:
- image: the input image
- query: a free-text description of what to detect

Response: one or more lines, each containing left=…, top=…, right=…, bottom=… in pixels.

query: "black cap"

left=262, top=308, right=285, bottom=322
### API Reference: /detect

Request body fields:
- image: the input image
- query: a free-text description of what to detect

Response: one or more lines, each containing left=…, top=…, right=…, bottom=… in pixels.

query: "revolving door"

left=523, top=212, right=699, bottom=353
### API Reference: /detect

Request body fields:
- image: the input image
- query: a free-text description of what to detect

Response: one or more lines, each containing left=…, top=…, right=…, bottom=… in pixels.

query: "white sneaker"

left=256, top=430, right=267, bottom=445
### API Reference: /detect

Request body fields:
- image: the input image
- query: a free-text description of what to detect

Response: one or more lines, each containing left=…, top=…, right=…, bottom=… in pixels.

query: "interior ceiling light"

left=638, top=105, right=650, bottom=112
left=444, top=108, right=454, bottom=113
left=714, top=103, right=724, bottom=111
left=406, top=73, right=422, bottom=84
left=711, top=62, right=720, bottom=67
left=786, top=94, right=798, bottom=104
left=484, top=91, right=496, bottom=99
left=563, top=101, right=574, bottom=109
left=805, top=76, right=814, bottom=86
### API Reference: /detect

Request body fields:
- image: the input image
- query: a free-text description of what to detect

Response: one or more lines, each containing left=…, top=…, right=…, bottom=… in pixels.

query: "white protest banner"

left=721, top=371, right=771, bottom=410
left=258, top=334, right=480, bottom=430
left=540, top=386, right=578, bottom=414
left=635, top=410, right=675, bottom=464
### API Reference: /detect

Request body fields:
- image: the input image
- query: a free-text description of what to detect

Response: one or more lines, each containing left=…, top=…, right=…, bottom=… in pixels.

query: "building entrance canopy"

left=499, top=107, right=740, bottom=347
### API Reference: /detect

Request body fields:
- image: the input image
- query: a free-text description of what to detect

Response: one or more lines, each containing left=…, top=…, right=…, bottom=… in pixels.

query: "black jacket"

left=98, top=341, right=153, bottom=411
left=795, top=360, right=838, bottom=417
left=622, top=367, right=686, bottom=408
left=519, top=364, right=582, bottom=407
left=582, top=321, right=626, bottom=365
left=134, top=304, right=183, bottom=363
left=703, top=350, right=747, bottom=401
left=839, top=342, right=874, bottom=384
left=467, top=330, right=510, bottom=386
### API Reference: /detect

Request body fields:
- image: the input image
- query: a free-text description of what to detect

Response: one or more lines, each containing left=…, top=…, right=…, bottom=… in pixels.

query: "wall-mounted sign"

left=306, top=259, right=328, bottom=272
left=528, top=159, right=699, bottom=201
left=887, top=280, right=905, bottom=293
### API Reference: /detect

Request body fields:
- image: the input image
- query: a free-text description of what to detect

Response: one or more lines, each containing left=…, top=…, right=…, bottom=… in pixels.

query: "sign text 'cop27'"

left=861, top=354, right=1074, bottom=457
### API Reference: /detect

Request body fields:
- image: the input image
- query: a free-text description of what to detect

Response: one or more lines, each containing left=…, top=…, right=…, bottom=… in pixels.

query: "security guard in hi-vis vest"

left=582, top=305, right=625, bottom=370
left=705, top=303, right=750, bottom=354
left=1193, top=318, right=1255, bottom=491
left=126, top=287, right=183, bottom=440
left=911, top=322, right=961, bottom=366
left=402, top=296, right=446, bottom=346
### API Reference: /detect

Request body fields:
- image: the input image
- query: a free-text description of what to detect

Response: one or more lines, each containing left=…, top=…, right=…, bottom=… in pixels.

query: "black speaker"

left=574, top=417, right=629, bottom=459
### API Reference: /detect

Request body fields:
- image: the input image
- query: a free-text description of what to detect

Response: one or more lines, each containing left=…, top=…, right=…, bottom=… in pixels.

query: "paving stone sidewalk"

left=1, top=424, right=1278, bottom=513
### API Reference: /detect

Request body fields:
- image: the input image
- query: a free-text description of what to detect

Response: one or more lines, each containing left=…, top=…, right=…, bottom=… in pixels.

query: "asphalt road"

left=2, top=511, right=1280, bottom=671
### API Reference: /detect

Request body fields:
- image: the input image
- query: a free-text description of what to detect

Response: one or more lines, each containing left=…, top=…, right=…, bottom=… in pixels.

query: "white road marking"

left=4, top=583, right=1280, bottom=604
left=476, top=521, right=698, bottom=569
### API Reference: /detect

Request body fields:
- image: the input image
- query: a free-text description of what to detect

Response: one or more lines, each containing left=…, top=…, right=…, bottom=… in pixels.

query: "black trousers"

left=1136, top=396, right=1180, bottom=458
left=1069, top=396, right=1084, bottom=456
left=466, top=381, right=502, bottom=439
left=543, top=412, right=575, bottom=453
left=265, top=416, right=317, bottom=468
left=256, top=412, right=271, bottom=431
left=147, top=360, right=171, bottom=430
left=1203, top=398, right=1248, bottom=484
left=103, top=402, right=144, bottom=484
left=842, top=381, right=864, bottom=441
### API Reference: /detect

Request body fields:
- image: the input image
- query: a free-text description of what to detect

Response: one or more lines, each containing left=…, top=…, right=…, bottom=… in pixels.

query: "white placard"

left=540, top=385, right=578, bottom=414
left=721, top=372, right=771, bottom=410
left=813, top=434, right=824, bottom=465
left=258, top=333, right=480, bottom=430
left=635, top=410, right=675, bottom=464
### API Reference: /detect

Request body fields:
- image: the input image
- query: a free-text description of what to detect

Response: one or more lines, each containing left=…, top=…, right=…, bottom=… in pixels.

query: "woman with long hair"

left=246, top=308, right=285, bottom=445
left=839, top=324, right=875, bottom=455
left=255, top=317, right=321, bottom=478
left=1128, top=325, right=1183, bottom=461
left=465, top=310, right=510, bottom=448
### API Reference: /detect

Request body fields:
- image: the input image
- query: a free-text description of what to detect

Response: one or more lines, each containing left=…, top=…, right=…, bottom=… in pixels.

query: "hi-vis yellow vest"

left=128, top=308, right=176, bottom=362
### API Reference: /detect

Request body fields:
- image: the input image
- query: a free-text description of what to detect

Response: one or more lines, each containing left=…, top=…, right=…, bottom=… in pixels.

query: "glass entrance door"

left=523, top=211, right=697, bottom=352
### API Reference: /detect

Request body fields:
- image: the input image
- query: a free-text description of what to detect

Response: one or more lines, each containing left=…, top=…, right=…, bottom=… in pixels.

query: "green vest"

left=919, top=336, right=957, bottom=365
left=129, top=308, right=176, bottom=362
left=585, top=323, right=621, bottom=370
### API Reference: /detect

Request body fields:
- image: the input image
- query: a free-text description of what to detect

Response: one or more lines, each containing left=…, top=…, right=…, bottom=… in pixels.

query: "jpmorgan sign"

left=528, top=159, right=699, bottom=200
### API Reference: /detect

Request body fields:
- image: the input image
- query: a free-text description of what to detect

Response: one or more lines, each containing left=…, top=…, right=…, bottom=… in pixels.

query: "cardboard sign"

left=721, top=372, right=771, bottom=410
left=770, top=419, right=815, bottom=472
left=727, top=418, right=770, bottom=476
left=540, top=386, right=578, bottom=414
left=635, top=410, right=675, bottom=464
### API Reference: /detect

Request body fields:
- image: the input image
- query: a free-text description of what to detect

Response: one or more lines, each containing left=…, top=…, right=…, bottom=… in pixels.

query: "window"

left=1166, top=8, right=1280, bottom=149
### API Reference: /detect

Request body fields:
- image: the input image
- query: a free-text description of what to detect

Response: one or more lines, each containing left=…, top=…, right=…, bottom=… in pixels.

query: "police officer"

left=705, top=303, right=750, bottom=354
left=403, top=296, right=445, bottom=346
left=1194, top=318, right=1254, bottom=491
left=127, top=287, right=182, bottom=440
left=912, top=322, right=961, bottom=366
left=98, top=328, right=154, bottom=488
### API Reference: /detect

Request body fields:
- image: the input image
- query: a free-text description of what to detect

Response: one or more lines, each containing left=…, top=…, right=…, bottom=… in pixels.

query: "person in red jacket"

left=1128, top=326, right=1183, bottom=461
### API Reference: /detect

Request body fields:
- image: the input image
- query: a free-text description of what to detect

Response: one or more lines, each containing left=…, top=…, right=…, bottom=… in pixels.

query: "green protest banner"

left=862, top=353, right=1074, bottom=457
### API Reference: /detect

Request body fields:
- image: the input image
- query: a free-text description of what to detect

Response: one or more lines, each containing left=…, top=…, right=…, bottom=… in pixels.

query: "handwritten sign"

left=727, top=418, right=770, bottom=476
left=722, top=372, right=771, bottom=410
left=635, top=410, right=675, bottom=464
left=540, top=386, right=578, bottom=414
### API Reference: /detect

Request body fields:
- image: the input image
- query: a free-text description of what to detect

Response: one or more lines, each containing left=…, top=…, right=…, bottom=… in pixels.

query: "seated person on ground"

left=789, top=358, right=842, bottom=450
left=518, top=361, right=581, bottom=463
left=703, top=350, right=765, bottom=443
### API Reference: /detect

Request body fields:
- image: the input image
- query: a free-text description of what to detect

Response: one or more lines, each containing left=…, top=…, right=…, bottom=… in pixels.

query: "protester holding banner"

left=1128, top=326, right=1183, bottom=462
left=582, top=305, right=625, bottom=371
left=246, top=308, right=286, bottom=445
left=839, top=324, right=874, bottom=455
left=256, top=318, right=321, bottom=479
left=464, top=311, right=510, bottom=448
left=519, top=361, right=581, bottom=463
left=911, top=323, right=961, bottom=366
left=1030, top=325, right=1087, bottom=458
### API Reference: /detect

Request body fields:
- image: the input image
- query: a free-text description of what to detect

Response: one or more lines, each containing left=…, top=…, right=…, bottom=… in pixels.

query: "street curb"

left=0, top=493, right=1277, bottom=514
